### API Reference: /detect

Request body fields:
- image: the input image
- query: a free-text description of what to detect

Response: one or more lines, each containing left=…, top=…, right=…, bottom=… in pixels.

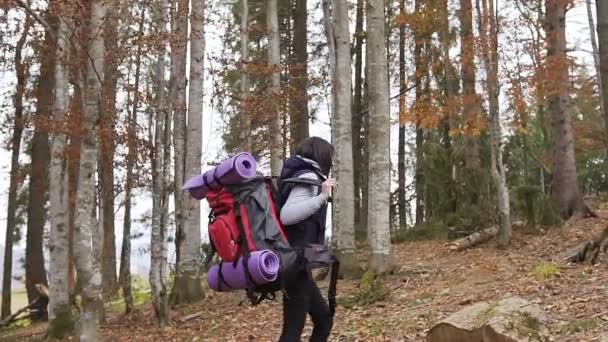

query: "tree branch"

left=13, top=0, right=56, bottom=41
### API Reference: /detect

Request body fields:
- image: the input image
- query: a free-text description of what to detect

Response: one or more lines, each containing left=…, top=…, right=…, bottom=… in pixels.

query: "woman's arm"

left=279, top=172, right=329, bottom=226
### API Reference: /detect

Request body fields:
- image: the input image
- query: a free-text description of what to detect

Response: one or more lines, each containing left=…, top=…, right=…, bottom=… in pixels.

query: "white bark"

left=48, top=14, right=72, bottom=326
left=476, top=0, right=511, bottom=246
left=366, top=0, right=392, bottom=273
left=178, top=0, right=205, bottom=296
left=150, top=0, right=170, bottom=326
left=267, top=0, right=282, bottom=175
left=172, top=0, right=188, bottom=268
left=74, top=0, right=106, bottom=339
left=324, top=0, right=355, bottom=255
left=240, top=0, right=251, bottom=150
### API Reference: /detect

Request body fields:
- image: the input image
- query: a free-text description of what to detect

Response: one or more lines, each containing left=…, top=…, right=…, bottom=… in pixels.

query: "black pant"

left=278, top=269, right=332, bottom=342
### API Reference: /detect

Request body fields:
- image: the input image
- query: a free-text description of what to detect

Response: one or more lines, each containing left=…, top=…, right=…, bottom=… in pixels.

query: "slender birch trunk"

left=239, top=0, right=251, bottom=151
left=172, top=0, right=205, bottom=304
left=48, top=8, right=74, bottom=338
left=2, top=15, right=30, bottom=319
left=366, top=0, right=392, bottom=273
left=323, top=0, right=361, bottom=278
left=120, top=2, right=147, bottom=315
left=268, top=0, right=283, bottom=176
left=74, top=0, right=106, bottom=338
left=170, top=0, right=188, bottom=270
left=150, top=0, right=170, bottom=326
left=476, top=0, right=511, bottom=247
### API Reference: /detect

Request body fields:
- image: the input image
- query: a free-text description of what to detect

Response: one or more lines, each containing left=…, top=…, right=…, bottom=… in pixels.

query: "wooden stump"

left=427, top=297, right=548, bottom=342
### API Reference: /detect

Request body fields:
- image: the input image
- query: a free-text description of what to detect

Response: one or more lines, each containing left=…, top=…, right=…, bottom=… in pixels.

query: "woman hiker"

left=278, top=136, right=336, bottom=342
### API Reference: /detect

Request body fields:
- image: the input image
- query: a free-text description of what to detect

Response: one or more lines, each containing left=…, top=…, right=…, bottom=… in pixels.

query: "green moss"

left=47, top=308, right=74, bottom=339
left=336, top=250, right=364, bottom=280
left=338, top=271, right=389, bottom=308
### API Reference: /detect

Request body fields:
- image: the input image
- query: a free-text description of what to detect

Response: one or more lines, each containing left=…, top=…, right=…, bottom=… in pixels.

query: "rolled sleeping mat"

left=207, top=250, right=280, bottom=292
left=183, top=152, right=257, bottom=200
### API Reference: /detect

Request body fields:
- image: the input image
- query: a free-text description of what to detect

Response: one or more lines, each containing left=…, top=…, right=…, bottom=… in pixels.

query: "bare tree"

left=239, top=0, right=251, bottom=151
left=366, top=0, right=392, bottom=273
left=268, top=0, right=282, bottom=175
left=597, top=0, right=608, bottom=152
left=2, top=14, right=31, bottom=319
left=120, top=1, right=147, bottom=314
left=460, top=0, right=482, bottom=210
left=73, top=0, right=106, bottom=338
left=323, top=0, right=361, bottom=278
left=150, top=0, right=171, bottom=326
left=100, top=0, right=120, bottom=299
left=170, top=0, right=188, bottom=270
left=48, top=6, right=74, bottom=338
left=289, top=0, right=309, bottom=149
left=172, top=0, right=205, bottom=303
left=477, top=0, right=512, bottom=247
left=545, top=0, right=587, bottom=219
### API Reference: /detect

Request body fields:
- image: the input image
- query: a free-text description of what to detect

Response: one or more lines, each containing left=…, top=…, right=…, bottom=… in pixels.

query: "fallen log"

left=426, top=296, right=548, bottom=342
left=449, top=226, right=498, bottom=251
left=565, top=225, right=608, bottom=264
left=449, top=221, right=525, bottom=252
left=0, top=297, right=40, bottom=328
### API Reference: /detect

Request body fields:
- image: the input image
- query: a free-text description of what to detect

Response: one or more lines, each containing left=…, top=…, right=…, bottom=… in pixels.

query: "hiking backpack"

left=202, top=174, right=339, bottom=316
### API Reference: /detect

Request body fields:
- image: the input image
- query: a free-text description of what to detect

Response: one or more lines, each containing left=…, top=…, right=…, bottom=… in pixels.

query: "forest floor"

left=2, top=201, right=608, bottom=341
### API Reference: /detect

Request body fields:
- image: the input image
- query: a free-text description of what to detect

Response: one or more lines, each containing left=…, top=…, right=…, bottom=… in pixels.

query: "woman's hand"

left=321, top=179, right=336, bottom=196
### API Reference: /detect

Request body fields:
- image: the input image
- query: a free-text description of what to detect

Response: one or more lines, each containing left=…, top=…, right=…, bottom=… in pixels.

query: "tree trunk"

left=414, top=0, right=425, bottom=226
left=239, top=0, right=251, bottom=151
left=26, top=8, right=52, bottom=321
left=2, top=15, right=30, bottom=320
left=476, top=0, right=511, bottom=247
left=47, top=8, right=74, bottom=338
left=268, top=0, right=283, bottom=175
left=586, top=0, right=604, bottom=117
left=120, top=2, right=146, bottom=315
left=171, top=0, right=189, bottom=269
left=596, top=0, right=608, bottom=153
left=440, top=0, right=457, bottom=215
left=150, top=0, right=170, bottom=326
left=289, top=0, right=309, bottom=150
left=324, top=0, right=362, bottom=279
left=545, top=0, right=585, bottom=219
left=460, top=0, right=482, bottom=208
left=74, top=0, right=106, bottom=338
left=172, top=0, right=205, bottom=305
left=397, top=0, right=406, bottom=232
left=100, top=0, right=119, bottom=300
left=366, top=0, right=392, bottom=274
left=353, top=0, right=365, bottom=237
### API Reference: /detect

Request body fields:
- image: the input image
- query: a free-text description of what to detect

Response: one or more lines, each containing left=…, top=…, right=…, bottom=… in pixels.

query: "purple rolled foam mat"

left=207, top=250, right=280, bottom=292
left=182, top=152, right=257, bottom=200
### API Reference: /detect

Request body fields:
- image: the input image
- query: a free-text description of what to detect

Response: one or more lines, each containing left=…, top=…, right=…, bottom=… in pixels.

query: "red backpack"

left=201, top=174, right=339, bottom=312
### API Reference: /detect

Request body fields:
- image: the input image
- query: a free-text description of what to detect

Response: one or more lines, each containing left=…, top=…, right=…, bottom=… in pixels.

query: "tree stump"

left=565, top=226, right=608, bottom=264
left=427, top=297, right=549, bottom=342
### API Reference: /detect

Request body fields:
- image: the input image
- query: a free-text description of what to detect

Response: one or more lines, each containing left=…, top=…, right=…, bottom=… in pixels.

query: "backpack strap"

left=233, top=198, right=261, bottom=305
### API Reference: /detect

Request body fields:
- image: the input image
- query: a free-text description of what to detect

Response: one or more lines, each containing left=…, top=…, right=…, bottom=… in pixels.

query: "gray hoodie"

left=279, top=156, right=329, bottom=226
